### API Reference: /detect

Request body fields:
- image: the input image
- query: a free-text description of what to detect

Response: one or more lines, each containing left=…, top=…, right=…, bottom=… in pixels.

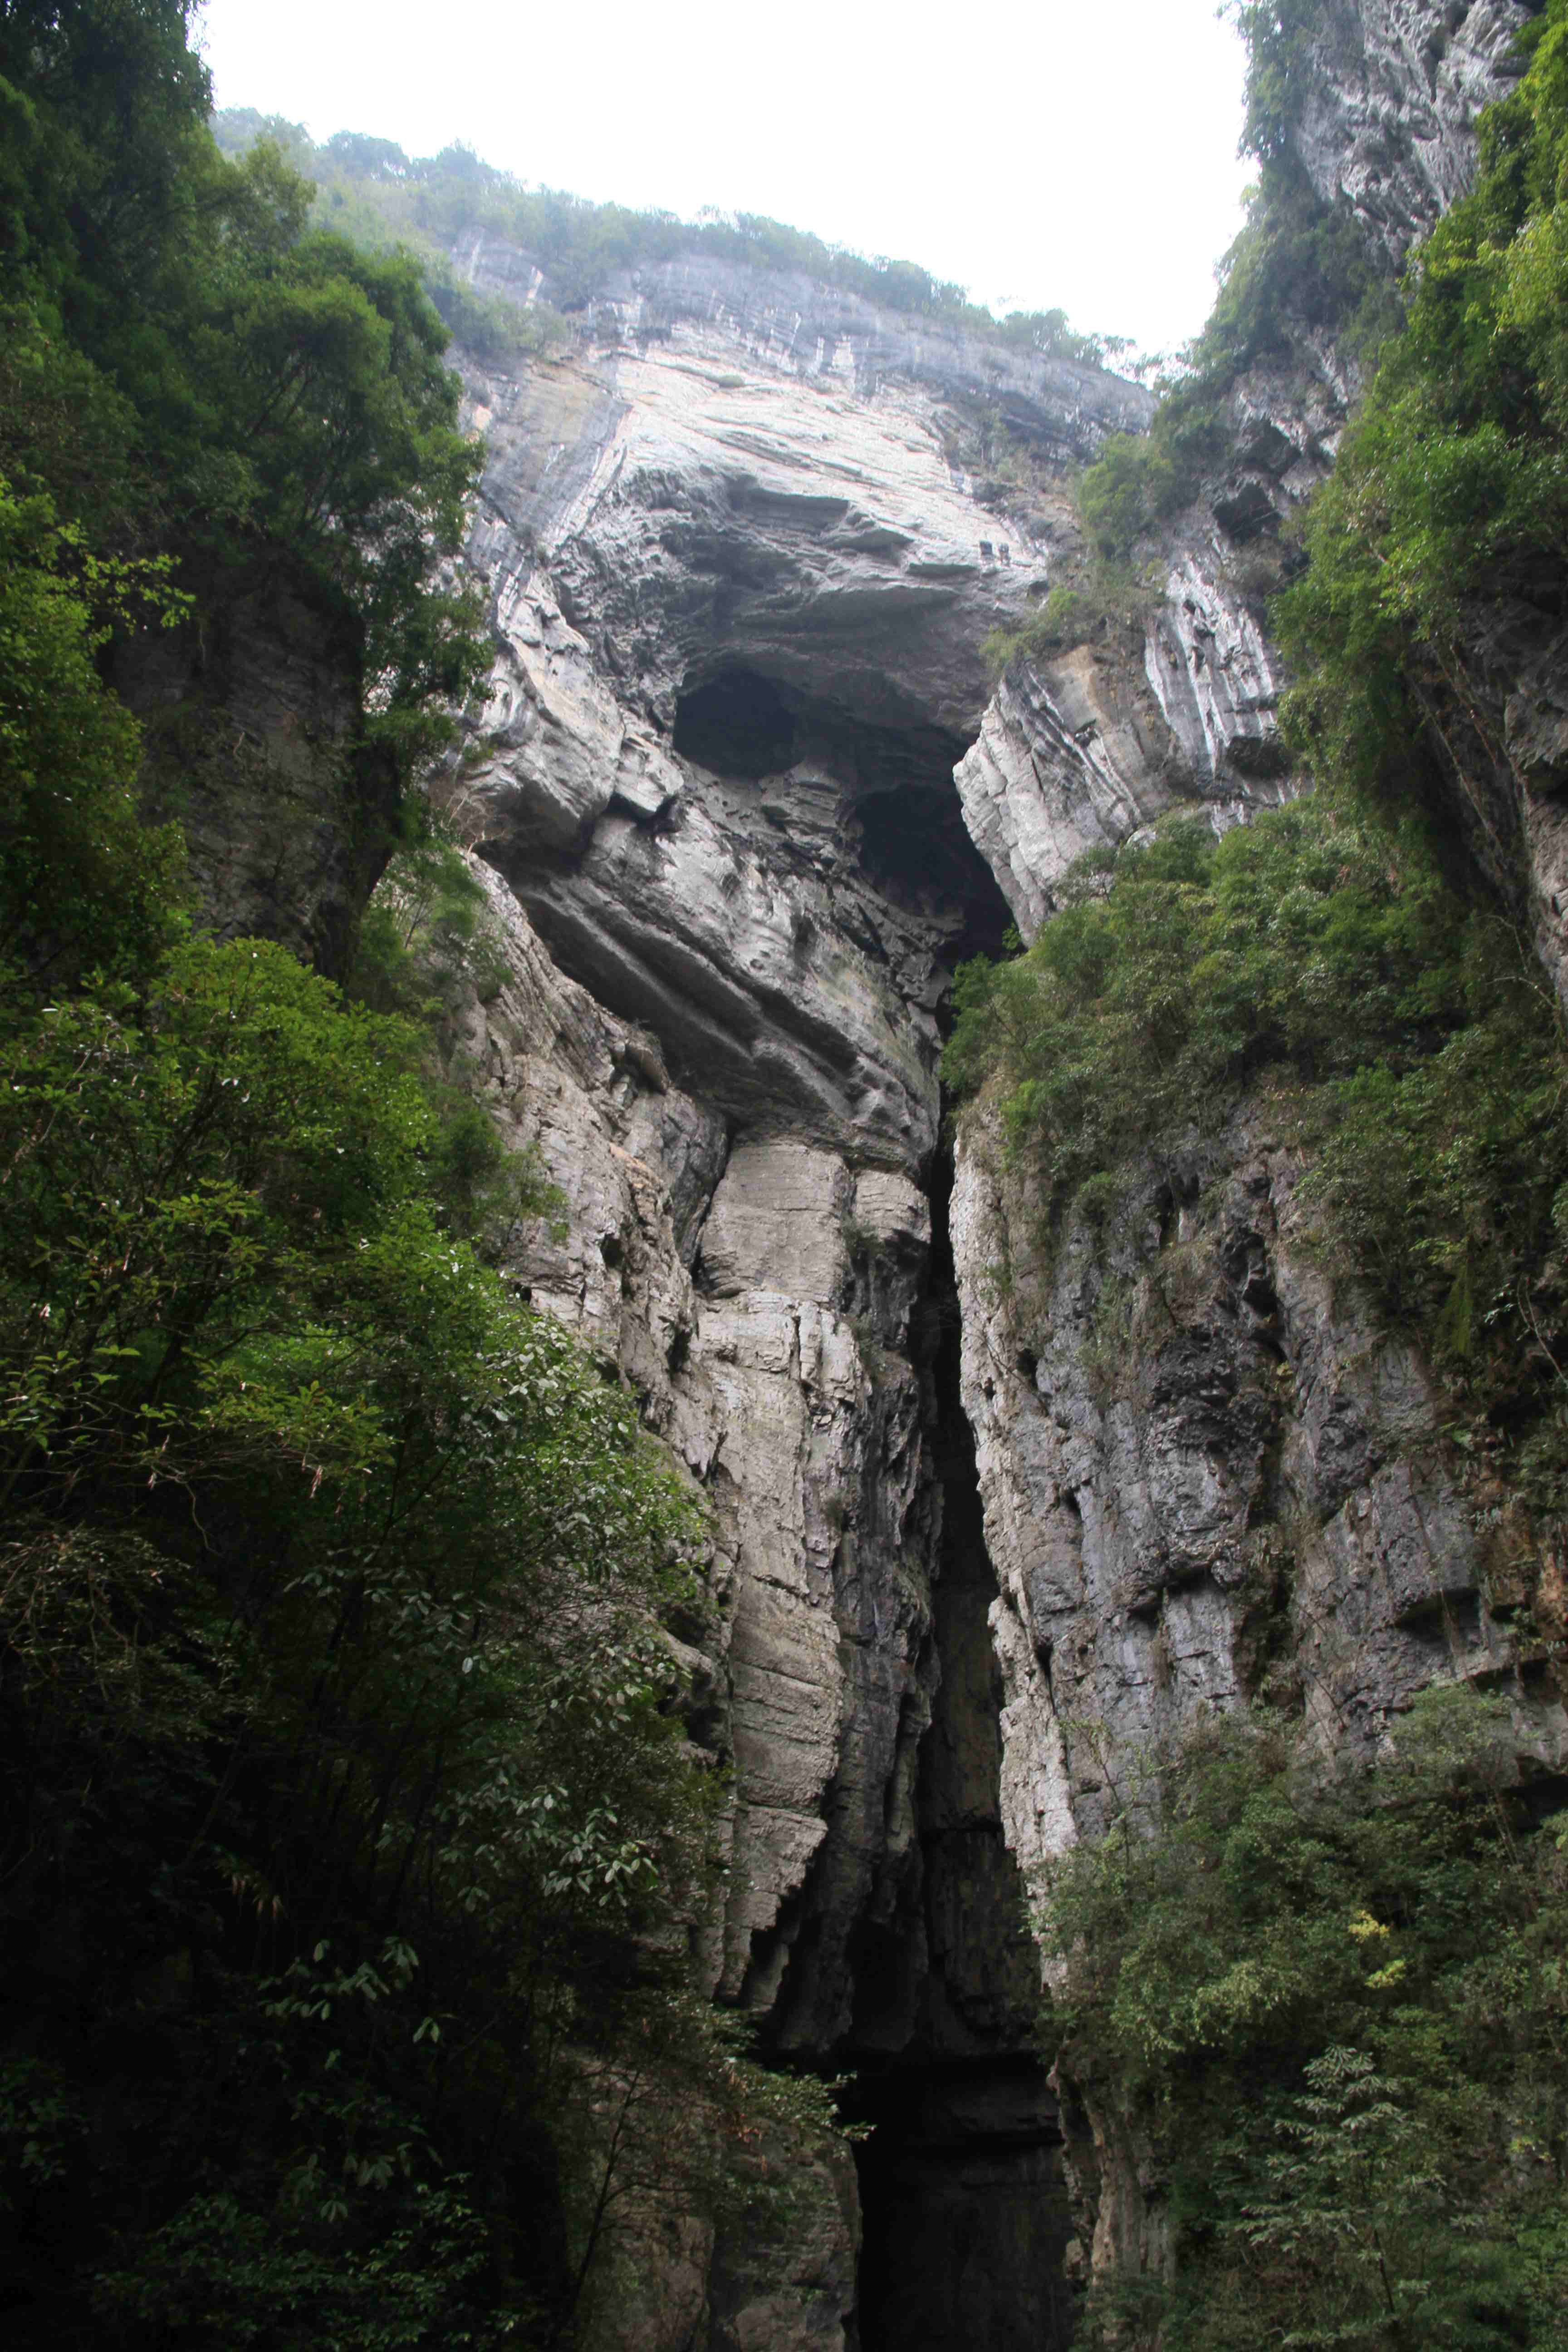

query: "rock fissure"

left=398, top=43, right=1568, bottom=2320
left=848, top=1133, right=1076, bottom=2352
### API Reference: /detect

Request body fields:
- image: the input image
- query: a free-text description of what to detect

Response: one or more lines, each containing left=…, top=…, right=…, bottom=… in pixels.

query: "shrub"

left=1041, top=1691, right=1568, bottom=2349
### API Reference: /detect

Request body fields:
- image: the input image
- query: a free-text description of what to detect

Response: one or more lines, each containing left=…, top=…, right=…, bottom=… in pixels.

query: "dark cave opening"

left=853, top=2058, right=1077, bottom=2352
left=670, top=664, right=1014, bottom=970
left=849, top=1135, right=1078, bottom=2352
left=854, top=785, right=1014, bottom=969
left=672, top=668, right=798, bottom=778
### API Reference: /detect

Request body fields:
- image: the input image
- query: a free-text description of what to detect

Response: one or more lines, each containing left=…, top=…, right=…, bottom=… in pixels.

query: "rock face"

left=115, top=562, right=398, bottom=976
left=438, top=256, right=1162, bottom=2107
left=458, top=254, right=1150, bottom=776
left=411, top=247, right=1135, bottom=2346
left=953, top=357, right=1344, bottom=943
left=444, top=864, right=938, bottom=2044
left=952, top=1114, right=1567, bottom=1873
left=212, top=4, right=1547, bottom=2336
left=1292, top=0, right=1537, bottom=269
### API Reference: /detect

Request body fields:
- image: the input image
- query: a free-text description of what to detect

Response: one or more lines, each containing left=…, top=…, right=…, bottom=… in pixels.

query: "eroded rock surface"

left=400, top=11, right=1557, bottom=2330
left=443, top=866, right=939, bottom=2042
left=1293, top=0, right=1536, bottom=268
left=952, top=1115, right=1568, bottom=1879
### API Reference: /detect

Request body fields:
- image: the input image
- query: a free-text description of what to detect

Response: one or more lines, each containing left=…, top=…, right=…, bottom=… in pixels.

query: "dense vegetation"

left=0, top=5, right=835, bottom=2344
left=211, top=108, right=1122, bottom=370
left=0, top=1, right=485, bottom=769
left=945, top=802, right=1568, bottom=1503
left=1275, top=0, right=1568, bottom=812
left=1041, top=1690, right=1568, bottom=2348
left=950, top=3, right=1568, bottom=2339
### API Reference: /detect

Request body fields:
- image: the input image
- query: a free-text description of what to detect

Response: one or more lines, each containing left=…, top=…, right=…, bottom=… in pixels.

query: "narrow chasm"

left=850, top=1139, right=1078, bottom=2352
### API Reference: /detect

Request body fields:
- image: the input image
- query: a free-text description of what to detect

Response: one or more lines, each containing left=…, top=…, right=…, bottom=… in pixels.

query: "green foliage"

left=1226, top=0, right=1327, bottom=165
left=1, top=2, right=486, bottom=784
left=351, top=833, right=509, bottom=1018
left=0, top=916, right=775, bottom=2340
left=981, top=561, right=1156, bottom=675
left=1043, top=1693, right=1568, bottom=2349
left=944, top=799, right=1568, bottom=1496
left=1071, top=163, right=1395, bottom=563
left=0, top=13, right=858, bottom=2345
left=946, top=802, right=1477, bottom=1220
left=1275, top=0, right=1568, bottom=805
left=348, top=833, right=567, bottom=1250
left=0, top=475, right=187, bottom=984
left=987, top=304, right=1127, bottom=368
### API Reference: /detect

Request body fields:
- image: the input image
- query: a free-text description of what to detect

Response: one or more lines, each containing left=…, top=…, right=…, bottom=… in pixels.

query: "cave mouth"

left=672, top=669, right=798, bottom=778
left=853, top=2056, right=1077, bottom=2352
left=670, top=665, right=1014, bottom=965
left=854, top=785, right=1013, bottom=969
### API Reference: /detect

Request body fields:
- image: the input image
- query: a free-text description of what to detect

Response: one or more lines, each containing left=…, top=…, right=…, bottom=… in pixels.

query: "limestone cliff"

left=400, top=260, right=1140, bottom=2348
left=182, top=5, right=1563, bottom=2338
left=941, top=0, right=1568, bottom=2299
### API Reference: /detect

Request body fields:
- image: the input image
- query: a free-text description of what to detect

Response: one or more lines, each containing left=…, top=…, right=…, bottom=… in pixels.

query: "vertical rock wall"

left=421, top=263, right=1145, bottom=2345
left=281, top=7, right=1553, bottom=2330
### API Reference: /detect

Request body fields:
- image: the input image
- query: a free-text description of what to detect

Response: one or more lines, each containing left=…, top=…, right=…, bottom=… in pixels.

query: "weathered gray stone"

left=1292, top=0, right=1536, bottom=269
left=951, top=1112, right=1568, bottom=1881
left=955, top=647, right=1185, bottom=938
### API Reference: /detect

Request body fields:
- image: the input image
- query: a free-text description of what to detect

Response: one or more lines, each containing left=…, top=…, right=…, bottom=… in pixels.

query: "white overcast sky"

left=197, top=0, right=1254, bottom=358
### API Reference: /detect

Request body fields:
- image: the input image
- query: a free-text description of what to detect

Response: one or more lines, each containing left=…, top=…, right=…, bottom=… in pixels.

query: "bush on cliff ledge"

left=1043, top=1690, right=1568, bottom=2350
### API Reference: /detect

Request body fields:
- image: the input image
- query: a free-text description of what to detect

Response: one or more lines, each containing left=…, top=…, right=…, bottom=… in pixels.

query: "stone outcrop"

left=204, top=3, right=1546, bottom=2334
left=115, top=562, right=399, bottom=976
left=952, top=1112, right=1568, bottom=1876
left=457, top=258, right=1149, bottom=776
left=953, top=358, right=1344, bottom=943
left=443, top=863, right=940, bottom=2049
left=1292, top=0, right=1537, bottom=269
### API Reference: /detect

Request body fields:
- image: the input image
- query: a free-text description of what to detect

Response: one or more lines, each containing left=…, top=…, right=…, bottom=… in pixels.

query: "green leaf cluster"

left=1275, top=0, right=1568, bottom=804
left=981, top=560, right=1158, bottom=676
left=0, top=476, right=187, bottom=986
left=1042, top=1692, right=1568, bottom=2349
left=0, top=0, right=487, bottom=779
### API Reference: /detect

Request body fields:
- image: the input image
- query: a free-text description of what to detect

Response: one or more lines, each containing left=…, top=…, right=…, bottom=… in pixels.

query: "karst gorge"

left=7, top=1, right=1568, bottom=2344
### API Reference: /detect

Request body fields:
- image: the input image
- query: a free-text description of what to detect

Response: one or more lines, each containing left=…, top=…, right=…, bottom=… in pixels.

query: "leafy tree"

left=0, top=475, right=186, bottom=984
left=1, top=1, right=486, bottom=776
left=0, top=917, right=810, bottom=2342
left=1041, top=1695, right=1568, bottom=2351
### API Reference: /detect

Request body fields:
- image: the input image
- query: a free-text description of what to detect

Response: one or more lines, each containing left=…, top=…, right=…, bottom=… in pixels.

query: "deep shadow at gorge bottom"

left=848, top=1138, right=1077, bottom=2352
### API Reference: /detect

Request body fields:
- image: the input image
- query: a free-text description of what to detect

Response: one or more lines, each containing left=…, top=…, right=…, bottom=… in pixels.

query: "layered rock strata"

left=1292, top=0, right=1539, bottom=268
left=195, top=7, right=1550, bottom=2332
left=417, top=251, right=1146, bottom=2345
